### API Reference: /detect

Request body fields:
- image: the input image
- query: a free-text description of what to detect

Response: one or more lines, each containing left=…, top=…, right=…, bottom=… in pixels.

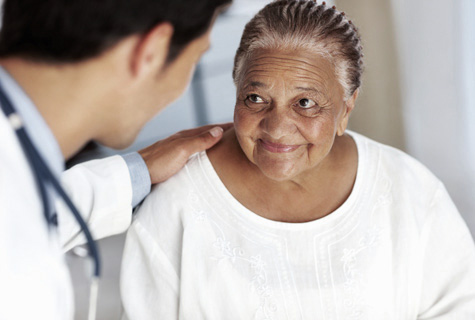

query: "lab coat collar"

left=0, top=66, right=64, bottom=176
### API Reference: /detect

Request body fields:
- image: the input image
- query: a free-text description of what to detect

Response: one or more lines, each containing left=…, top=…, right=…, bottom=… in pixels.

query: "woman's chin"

left=255, top=160, right=302, bottom=182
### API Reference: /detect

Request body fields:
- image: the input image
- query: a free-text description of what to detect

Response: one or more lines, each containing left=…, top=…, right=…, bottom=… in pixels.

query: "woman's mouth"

left=258, top=139, right=301, bottom=153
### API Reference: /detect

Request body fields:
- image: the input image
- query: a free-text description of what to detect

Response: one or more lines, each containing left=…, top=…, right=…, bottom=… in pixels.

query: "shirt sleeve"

left=121, top=152, right=151, bottom=208
left=57, top=155, right=134, bottom=252
left=417, top=183, right=475, bottom=319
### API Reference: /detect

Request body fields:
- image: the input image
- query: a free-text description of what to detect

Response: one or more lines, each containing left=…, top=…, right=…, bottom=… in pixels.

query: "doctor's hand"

left=138, top=122, right=233, bottom=184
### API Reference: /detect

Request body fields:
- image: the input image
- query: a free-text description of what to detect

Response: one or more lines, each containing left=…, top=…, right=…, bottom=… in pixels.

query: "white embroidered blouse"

left=120, top=131, right=475, bottom=320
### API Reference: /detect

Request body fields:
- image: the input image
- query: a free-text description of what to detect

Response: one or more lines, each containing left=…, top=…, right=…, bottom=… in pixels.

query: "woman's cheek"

left=306, top=112, right=336, bottom=137
left=307, top=119, right=338, bottom=157
left=234, top=107, right=262, bottom=160
left=234, top=106, right=258, bottom=134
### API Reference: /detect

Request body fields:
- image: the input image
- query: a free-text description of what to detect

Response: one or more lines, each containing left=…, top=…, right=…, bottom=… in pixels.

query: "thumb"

left=186, top=126, right=224, bottom=154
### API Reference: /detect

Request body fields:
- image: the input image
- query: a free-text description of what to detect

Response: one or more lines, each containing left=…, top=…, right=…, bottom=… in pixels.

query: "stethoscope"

left=0, top=80, right=100, bottom=320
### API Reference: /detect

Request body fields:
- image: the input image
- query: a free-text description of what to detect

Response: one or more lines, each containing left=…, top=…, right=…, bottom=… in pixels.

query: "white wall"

left=390, top=0, right=475, bottom=234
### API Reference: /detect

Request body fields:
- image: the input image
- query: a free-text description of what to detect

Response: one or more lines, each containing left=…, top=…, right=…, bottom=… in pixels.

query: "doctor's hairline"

left=0, top=0, right=231, bottom=65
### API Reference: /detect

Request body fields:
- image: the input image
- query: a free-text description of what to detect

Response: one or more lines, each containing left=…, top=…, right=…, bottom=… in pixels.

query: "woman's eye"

left=247, top=94, right=265, bottom=104
left=297, top=98, right=316, bottom=109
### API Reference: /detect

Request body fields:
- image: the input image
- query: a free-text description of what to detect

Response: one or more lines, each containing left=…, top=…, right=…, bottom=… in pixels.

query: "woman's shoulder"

left=350, top=130, right=441, bottom=186
left=133, top=151, right=209, bottom=225
left=349, top=131, right=463, bottom=234
left=349, top=131, right=444, bottom=217
left=154, top=151, right=206, bottom=194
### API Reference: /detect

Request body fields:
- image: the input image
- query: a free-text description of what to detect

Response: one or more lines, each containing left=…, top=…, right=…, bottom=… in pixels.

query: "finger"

left=219, top=122, right=234, bottom=131
left=178, top=122, right=234, bottom=137
left=184, top=126, right=224, bottom=155
left=177, top=124, right=220, bottom=137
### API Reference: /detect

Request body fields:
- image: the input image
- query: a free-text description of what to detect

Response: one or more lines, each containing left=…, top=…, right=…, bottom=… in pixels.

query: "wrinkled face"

left=234, top=49, right=351, bottom=181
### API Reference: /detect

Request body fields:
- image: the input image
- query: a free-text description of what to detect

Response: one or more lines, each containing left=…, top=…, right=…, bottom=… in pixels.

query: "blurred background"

left=62, top=0, right=475, bottom=318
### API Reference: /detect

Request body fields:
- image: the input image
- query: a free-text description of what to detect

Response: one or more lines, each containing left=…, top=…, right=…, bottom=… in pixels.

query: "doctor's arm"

left=56, top=123, right=232, bottom=251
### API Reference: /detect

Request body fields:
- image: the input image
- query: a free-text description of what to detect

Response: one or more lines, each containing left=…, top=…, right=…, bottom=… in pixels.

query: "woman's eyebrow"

left=295, top=86, right=319, bottom=93
left=243, top=81, right=268, bottom=89
left=295, top=86, right=330, bottom=101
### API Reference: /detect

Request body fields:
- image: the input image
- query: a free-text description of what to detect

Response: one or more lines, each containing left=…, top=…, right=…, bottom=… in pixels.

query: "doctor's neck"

left=0, top=38, right=136, bottom=160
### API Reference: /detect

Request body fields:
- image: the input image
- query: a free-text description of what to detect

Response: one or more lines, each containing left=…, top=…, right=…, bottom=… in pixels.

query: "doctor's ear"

left=131, top=22, right=174, bottom=78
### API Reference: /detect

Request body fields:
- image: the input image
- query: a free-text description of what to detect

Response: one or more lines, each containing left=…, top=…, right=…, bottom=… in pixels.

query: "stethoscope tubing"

left=0, top=80, right=101, bottom=278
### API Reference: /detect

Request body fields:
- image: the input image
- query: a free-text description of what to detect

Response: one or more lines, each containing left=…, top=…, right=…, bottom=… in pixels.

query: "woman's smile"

left=234, top=49, right=350, bottom=181
left=258, top=139, right=302, bottom=153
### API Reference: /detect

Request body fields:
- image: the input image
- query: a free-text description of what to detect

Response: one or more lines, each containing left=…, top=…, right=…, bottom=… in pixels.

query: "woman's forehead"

left=240, top=49, right=338, bottom=90
left=239, top=49, right=341, bottom=94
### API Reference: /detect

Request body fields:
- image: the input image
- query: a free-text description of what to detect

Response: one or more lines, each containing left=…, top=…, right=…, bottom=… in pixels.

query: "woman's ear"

left=130, top=22, right=174, bottom=79
left=337, top=89, right=359, bottom=136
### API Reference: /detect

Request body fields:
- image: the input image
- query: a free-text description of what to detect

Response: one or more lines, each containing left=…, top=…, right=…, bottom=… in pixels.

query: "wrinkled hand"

left=139, top=123, right=233, bottom=184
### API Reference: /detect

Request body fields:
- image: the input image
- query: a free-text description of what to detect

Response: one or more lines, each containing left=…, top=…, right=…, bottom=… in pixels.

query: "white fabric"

left=59, top=158, right=134, bottom=252
left=0, top=111, right=133, bottom=319
left=121, top=131, right=475, bottom=320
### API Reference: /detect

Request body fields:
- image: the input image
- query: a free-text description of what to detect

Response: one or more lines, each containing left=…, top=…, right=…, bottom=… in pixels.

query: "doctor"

left=0, top=0, right=231, bottom=319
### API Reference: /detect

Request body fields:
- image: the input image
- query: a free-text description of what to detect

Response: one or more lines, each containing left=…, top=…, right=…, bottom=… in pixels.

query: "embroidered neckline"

left=197, top=131, right=369, bottom=231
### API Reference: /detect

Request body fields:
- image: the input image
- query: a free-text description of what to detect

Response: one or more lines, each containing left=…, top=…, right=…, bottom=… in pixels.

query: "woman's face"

left=234, top=49, right=354, bottom=182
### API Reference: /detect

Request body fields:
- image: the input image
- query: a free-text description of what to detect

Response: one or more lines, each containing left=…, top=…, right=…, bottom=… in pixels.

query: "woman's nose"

left=259, top=104, right=296, bottom=139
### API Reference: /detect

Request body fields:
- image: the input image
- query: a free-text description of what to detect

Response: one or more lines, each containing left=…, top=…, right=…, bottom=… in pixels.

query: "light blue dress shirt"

left=122, top=152, right=151, bottom=207
left=0, top=67, right=151, bottom=208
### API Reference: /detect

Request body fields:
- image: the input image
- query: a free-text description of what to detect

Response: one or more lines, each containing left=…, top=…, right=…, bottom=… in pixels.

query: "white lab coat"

left=0, top=110, right=134, bottom=319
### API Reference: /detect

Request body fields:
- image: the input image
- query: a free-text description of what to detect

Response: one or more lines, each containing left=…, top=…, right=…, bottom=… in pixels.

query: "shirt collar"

left=0, top=66, right=65, bottom=176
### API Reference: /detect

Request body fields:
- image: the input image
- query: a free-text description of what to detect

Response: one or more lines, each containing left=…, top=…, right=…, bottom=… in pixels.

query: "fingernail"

left=210, top=127, right=223, bottom=137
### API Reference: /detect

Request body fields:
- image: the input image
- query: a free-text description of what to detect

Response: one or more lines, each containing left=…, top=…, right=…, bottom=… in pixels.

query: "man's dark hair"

left=0, top=0, right=231, bottom=64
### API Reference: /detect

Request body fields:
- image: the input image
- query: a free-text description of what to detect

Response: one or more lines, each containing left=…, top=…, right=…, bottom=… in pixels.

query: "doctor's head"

left=232, top=0, right=363, bottom=181
left=0, top=0, right=231, bottom=148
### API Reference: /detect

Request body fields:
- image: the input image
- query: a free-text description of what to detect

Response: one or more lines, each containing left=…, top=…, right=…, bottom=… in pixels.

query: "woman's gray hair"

left=233, top=0, right=363, bottom=100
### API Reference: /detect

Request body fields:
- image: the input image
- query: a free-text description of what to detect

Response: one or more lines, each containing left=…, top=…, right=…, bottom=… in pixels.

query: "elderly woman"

left=120, top=1, right=475, bottom=319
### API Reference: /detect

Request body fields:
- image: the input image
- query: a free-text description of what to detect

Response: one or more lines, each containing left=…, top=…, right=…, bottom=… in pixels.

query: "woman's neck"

left=207, top=128, right=358, bottom=223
